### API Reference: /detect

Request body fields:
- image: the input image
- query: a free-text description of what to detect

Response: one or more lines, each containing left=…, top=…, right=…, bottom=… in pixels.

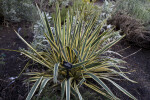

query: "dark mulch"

left=0, top=22, right=33, bottom=100
left=111, top=40, right=150, bottom=100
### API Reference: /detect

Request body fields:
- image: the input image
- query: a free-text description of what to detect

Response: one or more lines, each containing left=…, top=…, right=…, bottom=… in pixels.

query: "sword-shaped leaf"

left=61, top=79, right=66, bottom=100
left=53, top=63, right=60, bottom=83
left=103, top=78, right=137, bottom=100
left=85, top=73, right=118, bottom=99
left=38, top=78, right=51, bottom=96
left=66, top=78, right=71, bottom=100
left=72, top=60, right=89, bottom=68
left=26, top=76, right=43, bottom=100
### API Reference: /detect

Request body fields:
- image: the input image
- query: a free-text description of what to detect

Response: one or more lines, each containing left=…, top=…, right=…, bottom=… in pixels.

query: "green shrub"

left=1, top=0, right=38, bottom=22
left=115, top=0, right=150, bottom=23
left=111, top=0, right=150, bottom=48
left=16, top=4, right=137, bottom=100
left=49, top=0, right=71, bottom=7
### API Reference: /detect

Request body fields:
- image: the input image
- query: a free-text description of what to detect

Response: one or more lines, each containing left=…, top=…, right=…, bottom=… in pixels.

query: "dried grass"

left=108, top=12, right=150, bottom=48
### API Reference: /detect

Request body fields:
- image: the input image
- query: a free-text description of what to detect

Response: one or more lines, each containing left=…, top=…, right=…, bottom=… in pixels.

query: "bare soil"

left=0, top=22, right=33, bottom=100
left=111, top=40, right=150, bottom=100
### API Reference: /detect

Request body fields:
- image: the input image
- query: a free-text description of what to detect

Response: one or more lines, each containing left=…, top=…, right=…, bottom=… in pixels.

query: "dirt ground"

left=111, top=40, right=150, bottom=100
left=0, top=23, right=33, bottom=100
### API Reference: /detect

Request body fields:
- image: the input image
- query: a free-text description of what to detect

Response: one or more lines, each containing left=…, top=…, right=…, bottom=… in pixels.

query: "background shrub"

left=109, top=0, right=150, bottom=48
left=109, top=12, right=150, bottom=48
left=115, top=0, right=150, bottom=23
left=1, top=0, right=38, bottom=22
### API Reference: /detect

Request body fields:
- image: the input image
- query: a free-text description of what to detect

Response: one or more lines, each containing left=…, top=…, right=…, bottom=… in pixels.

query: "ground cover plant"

left=15, top=2, right=138, bottom=100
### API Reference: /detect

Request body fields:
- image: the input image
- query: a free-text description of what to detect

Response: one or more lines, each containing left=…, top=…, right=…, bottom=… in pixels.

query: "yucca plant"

left=16, top=4, right=137, bottom=100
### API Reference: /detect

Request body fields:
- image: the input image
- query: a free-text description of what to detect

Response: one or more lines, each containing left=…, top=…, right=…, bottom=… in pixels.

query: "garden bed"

left=0, top=23, right=150, bottom=100
left=111, top=40, right=150, bottom=100
left=0, top=23, right=33, bottom=100
left=0, top=0, right=150, bottom=100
